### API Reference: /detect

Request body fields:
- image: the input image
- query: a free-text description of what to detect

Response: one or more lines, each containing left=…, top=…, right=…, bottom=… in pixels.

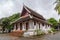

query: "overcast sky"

left=0, top=0, right=59, bottom=21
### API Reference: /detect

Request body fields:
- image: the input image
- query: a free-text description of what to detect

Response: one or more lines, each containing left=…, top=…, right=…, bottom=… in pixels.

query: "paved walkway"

left=0, top=32, right=60, bottom=40
left=43, top=32, right=60, bottom=40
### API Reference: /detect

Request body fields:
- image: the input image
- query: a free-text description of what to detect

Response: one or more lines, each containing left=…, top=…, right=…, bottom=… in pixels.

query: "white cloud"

left=0, top=0, right=59, bottom=21
left=0, top=0, right=14, bottom=18
left=24, top=0, right=59, bottom=21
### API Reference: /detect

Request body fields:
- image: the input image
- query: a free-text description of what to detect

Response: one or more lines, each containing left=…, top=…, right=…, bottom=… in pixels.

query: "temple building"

left=11, top=5, right=52, bottom=36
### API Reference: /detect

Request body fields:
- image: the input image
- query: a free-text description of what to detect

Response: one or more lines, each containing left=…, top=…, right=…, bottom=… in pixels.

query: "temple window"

left=16, top=24, right=18, bottom=30
left=20, top=23, right=22, bottom=30
left=42, top=23, right=44, bottom=26
left=26, top=22, right=29, bottom=30
left=39, top=23, right=40, bottom=29
left=34, top=21, right=36, bottom=25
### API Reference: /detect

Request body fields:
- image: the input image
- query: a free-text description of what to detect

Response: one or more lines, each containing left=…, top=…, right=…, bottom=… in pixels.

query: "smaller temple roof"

left=10, top=15, right=31, bottom=24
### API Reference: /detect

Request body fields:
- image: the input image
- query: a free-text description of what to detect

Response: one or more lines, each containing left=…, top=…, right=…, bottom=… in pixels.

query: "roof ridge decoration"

left=23, top=5, right=31, bottom=13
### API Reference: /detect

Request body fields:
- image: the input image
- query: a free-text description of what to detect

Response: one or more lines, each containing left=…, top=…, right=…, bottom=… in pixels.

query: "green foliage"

left=35, top=29, right=45, bottom=36
left=48, top=28, right=56, bottom=33
left=0, top=18, right=5, bottom=26
left=47, top=18, right=58, bottom=28
left=51, top=28, right=56, bottom=32
left=59, top=19, right=60, bottom=22
left=48, top=30, right=52, bottom=33
left=0, top=13, right=20, bottom=33
left=9, top=13, right=20, bottom=22
left=55, top=0, right=60, bottom=14
left=0, top=18, right=11, bottom=33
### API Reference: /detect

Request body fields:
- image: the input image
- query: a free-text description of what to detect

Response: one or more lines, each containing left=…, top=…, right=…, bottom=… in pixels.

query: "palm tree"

left=55, top=0, right=60, bottom=14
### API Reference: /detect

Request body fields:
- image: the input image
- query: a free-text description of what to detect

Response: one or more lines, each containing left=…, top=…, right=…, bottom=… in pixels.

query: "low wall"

left=9, top=30, right=24, bottom=37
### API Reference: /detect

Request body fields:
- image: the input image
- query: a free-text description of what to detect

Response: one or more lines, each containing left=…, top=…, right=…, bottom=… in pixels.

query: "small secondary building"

left=12, top=5, right=52, bottom=36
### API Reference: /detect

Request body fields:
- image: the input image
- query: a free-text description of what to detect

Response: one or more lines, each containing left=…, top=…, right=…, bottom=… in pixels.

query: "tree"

left=55, top=0, right=60, bottom=14
left=8, top=13, right=20, bottom=32
left=47, top=18, right=58, bottom=28
left=9, top=13, right=20, bottom=22
left=0, top=18, right=6, bottom=33
left=2, top=18, right=11, bottom=33
left=0, top=13, right=20, bottom=33
left=59, top=19, right=60, bottom=22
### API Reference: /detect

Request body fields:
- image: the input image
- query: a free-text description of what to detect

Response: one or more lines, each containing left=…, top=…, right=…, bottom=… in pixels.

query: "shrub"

left=35, top=29, right=45, bottom=36
left=48, top=28, right=56, bottom=33
left=48, top=30, right=52, bottom=33
left=51, top=28, right=56, bottom=32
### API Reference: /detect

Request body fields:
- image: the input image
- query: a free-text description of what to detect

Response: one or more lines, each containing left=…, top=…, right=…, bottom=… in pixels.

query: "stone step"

left=23, top=31, right=37, bottom=37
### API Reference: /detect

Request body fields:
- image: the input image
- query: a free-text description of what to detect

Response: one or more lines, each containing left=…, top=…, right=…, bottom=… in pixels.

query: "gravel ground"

left=0, top=34, right=44, bottom=40
left=19, top=32, right=60, bottom=40
left=0, top=34, right=19, bottom=40
left=0, top=32, right=60, bottom=40
left=42, top=32, right=60, bottom=40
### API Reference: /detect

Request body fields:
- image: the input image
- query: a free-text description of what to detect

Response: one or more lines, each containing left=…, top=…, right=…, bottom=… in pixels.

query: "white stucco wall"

left=24, top=20, right=36, bottom=36
left=13, top=20, right=51, bottom=36
left=28, top=21, right=51, bottom=31
left=13, top=21, right=51, bottom=32
left=40, top=23, right=51, bottom=33
left=29, top=20, right=34, bottom=30
left=29, top=21, right=40, bottom=30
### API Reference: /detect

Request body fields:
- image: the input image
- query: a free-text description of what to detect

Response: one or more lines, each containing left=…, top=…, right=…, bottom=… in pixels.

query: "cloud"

left=0, top=0, right=14, bottom=18
left=0, top=0, right=59, bottom=21
left=24, top=0, right=59, bottom=21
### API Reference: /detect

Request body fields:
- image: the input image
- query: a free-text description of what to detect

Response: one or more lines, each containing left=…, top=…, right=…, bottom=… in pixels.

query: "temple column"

left=17, top=23, right=20, bottom=31
left=45, top=25, right=48, bottom=31
left=40, top=23, right=43, bottom=29
left=13, top=24, right=16, bottom=31
left=34, top=25, right=36, bottom=30
left=22, top=22, right=26, bottom=31
left=36, top=22, right=39, bottom=30
left=43, top=24, right=46, bottom=30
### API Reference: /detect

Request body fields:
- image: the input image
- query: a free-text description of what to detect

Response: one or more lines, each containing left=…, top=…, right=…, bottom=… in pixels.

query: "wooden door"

left=20, top=23, right=22, bottom=30
left=26, top=22, right=29, bottom=30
